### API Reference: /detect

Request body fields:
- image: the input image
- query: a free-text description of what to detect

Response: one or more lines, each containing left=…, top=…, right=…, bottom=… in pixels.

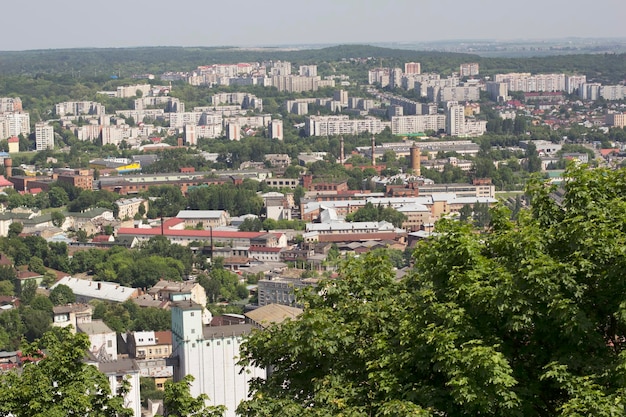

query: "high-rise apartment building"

left=299, top=65, right=317, bottom=77
left=404, top=62, right=421, bottom=75
left=459, top=63, right=480, bottom=77
left=35, top=122, right=55, bottom=151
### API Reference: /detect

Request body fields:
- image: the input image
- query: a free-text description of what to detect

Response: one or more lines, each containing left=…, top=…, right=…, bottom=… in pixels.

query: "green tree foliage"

left=345, top=201, right=407, bottom=228
left=238, top=166, right=626, bottom=417
left=7, top=222, right=23, bottom=238
left=163, top=375, right=224, bottom=417
left=49, top=284, right=76, bottom=305
left=186, top=184, right=264, bottom=217
left=238, top=217, right=263, bottom=232
left=0, top=328, right=133, bottom=417
left=50, top=211, right=65, bottom=228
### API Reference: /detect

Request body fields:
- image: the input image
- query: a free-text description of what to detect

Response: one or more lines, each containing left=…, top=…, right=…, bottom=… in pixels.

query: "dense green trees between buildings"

left=238, top=165, right=626, bottom=416
left=0, top=327, right=133, bottom=417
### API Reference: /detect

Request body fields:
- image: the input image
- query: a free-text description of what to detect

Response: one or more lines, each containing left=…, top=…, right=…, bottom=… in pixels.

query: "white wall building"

left=171, top=301, right=266, bottom=417
left=35, top=122, right=55, bottom=150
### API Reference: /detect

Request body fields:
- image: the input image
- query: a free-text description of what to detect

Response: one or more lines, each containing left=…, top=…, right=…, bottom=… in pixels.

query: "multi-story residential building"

left=446, top=102, right=466, bottom=137
left=404, top=62, right=421, bottom=75
left=607, top=112, right=626, bottom=128
left=429, top=85, right=481, bottom=103
left=52, top=303, right=93, bottom=333
left=77, top=319, right=118, bottom=361
left=565, top=75, right=587, bottom=94
left=390, top=67, right=403, bottom=89
left=299, top=65, right=317, bottom=77
left=599, top=85, right=625, bottom=101
left=579, top=83, right=602, bottom=100
left=56, top=168, right=93, bottom=190
left=135, top=96, right=184, bottom=112
left=96, top=359, right=142, bottom=417
left=35, top=122, right=54, bottom=150
left=494, top=73, right=566, bottom=92
left=171, top=301, right=266, bottom=417
left=257, top=276, right=317, bottom=306
left=210, top=93, right=263, bottom=110
left=368, top=68, right=390, bottom=87
left=0, top=97, right=23, bottom=112
left=128, top=330, right=173, bottom=360
left=486, top=82, right=509, bottom=101
left=391, top=115, right=446, bottom=135
left=116, top=197, right=149, bottom=219
left=0, top=112, right=30, bottom=139
left=459, top=63, right=480, bottom=77
left=268, top=119, right=283, bottom=140
left=176, top=210, right=231, bottom=228
left=305, top=115, right=389, bottom=137
left=55, top=101, right=105, bottom=117
left=270, top=61, right=292, bottom=76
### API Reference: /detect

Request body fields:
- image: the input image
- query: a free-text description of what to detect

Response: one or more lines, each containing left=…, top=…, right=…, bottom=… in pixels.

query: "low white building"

left=97, top=359, right=142, bottom=417
left=78, top=319, right=118, bottom=361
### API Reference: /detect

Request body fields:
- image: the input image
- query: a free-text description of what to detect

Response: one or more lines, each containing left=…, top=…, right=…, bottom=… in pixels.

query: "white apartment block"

left=391, top=115, right=446, bottom=135
left=368, top=68, right=390, bottom=87
left=443, top=102, right=486, bottom=138
left=0, top=112, right=30, bottom=139
left=35, top=122, right=54, bottom=150
left=579, top=83, right=602, bottom=100
left=0, top=97, right=23, bottom=112
left=75, top=124, right=102, bottom=142
left=210, top=93, right=263, bottom=110
left=171, top=302, right=266, bottom=417
left=55, top=101, right=105, bottom=117
left=117, top=84, right=152, bottom=98
left=116, top=198, right=149, bottom=219
left=486, top=82, right=509, bottom=101
left=494, top=73, right=566, bottom=93
left=226, top=123, right=240, bottom=140
left=269, top=119, right=283, bottom=140
left=270, top=61, right=292, bottom=76
left=299, top=65, right=318, bottom=77
left=225, top=115, right=271, bottom=129
left=599, top=85, right=625, bottom=101
left=446, top=102, right=466, bottom=137
left=135, top=96, right=184, bottom=113
left=193, top=124, right=223, bottom=140
left=430, top=85, right=480, bottom=102
left=460, top=63, right=480, bottom=77
left=305, top=115, right=389, bottom=137
left=565, top=75, right=587, bottom=94
left=101, top=125, right=128, bottom=146
left=170, top=112, right=223, bottom=129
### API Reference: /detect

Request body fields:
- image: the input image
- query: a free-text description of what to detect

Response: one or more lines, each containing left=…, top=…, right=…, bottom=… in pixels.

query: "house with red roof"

left=116, top=224, right=287, bottom=248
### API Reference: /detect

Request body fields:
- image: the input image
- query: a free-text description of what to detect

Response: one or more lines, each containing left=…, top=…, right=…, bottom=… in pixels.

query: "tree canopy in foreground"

left=238, top=165, right=626, bottom=417
left=0, top=328, right=132, bottom=417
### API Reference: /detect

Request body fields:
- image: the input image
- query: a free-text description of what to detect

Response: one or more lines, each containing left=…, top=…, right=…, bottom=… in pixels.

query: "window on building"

left=107, top=340, right=112, bottom=348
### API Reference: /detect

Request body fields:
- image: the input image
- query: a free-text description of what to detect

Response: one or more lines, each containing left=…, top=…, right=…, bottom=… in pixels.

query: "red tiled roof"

left=92, top=235, right=112, bottom=243
left=7, top=137, right=19, bottom=143
left=117, top=227, right=265, bottom=239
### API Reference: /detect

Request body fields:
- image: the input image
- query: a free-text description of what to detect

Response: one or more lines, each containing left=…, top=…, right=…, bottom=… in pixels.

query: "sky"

left=2, top=0, right=626, bottom=51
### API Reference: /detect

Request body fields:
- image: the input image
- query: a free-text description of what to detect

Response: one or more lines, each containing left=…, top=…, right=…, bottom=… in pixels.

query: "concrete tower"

left=340, top=136, right=345, bottom=164
left=410, top=143, right=421, bottom=176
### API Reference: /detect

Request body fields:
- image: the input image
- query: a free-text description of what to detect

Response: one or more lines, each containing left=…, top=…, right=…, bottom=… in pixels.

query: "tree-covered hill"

left=1, top=44, right=623, bottom=84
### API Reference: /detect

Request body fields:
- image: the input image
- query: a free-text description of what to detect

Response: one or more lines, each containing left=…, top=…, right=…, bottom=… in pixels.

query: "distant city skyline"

left=2, top=0, right=625, bottom=52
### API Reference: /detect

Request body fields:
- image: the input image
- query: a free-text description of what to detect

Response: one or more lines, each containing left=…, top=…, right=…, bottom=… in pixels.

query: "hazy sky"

left=2, top=0, right=625, bottom=51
